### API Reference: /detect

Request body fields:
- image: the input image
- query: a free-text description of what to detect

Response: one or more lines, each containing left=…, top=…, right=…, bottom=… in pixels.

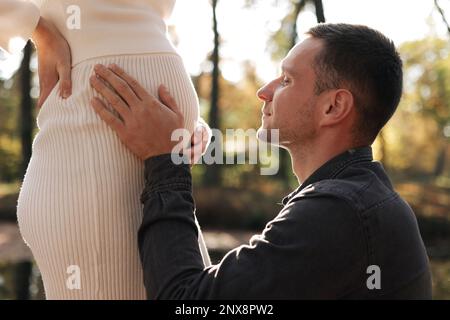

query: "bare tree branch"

left=313, top=0, right=326, bottom=23
left=434, top=0, right=450, bottom=34
left=290, top=0, right=308, bottom=48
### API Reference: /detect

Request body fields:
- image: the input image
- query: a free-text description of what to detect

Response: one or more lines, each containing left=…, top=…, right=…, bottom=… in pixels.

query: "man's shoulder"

left=277, top=163, right=430, bottom=299
left=278, top=187, right=361, bottom=235
left=289, top=164, right=400, bottom=213
left=266, top=189, right=366, bottom=256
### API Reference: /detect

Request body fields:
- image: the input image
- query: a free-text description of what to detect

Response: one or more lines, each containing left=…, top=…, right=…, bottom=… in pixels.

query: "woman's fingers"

left=57, top=62, right=72, bottom=99
left=188, top=123, right=211, bottom=165
left=32, top=16, right=73, bottom=104
left=194, top=119, right=212, bottom=154
left=188, top=128, right=206, bottom=166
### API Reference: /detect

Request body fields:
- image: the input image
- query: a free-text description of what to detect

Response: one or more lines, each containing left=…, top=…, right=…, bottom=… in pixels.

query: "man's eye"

left=281, top=77, right=290, bottom=86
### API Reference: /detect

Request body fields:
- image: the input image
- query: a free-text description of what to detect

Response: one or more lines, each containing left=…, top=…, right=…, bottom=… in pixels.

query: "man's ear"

left=319, top=89, right=354, bottom=127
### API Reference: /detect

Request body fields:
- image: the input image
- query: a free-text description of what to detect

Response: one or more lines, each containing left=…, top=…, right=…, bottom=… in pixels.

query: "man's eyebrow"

left=281, top=63, right=296, bottom=76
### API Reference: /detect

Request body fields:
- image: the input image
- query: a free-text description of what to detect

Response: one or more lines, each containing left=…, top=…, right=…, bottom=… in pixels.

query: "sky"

left=170, top=0, right=450, bottom=82
left=1, top=0, right=450, bottom=82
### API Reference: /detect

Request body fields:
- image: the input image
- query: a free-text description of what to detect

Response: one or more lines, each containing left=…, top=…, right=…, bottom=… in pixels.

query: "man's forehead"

left=281, top=37, right=323, bottom=72
left=280, top=59, right=296, bottom=74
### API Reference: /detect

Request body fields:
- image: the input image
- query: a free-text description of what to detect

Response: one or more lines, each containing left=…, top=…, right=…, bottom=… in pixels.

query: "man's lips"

left=262, top=103, right=272, bottom=118
left=262, top=105, right=272, bottom=116
left=262, top=107, right=272, bottom=116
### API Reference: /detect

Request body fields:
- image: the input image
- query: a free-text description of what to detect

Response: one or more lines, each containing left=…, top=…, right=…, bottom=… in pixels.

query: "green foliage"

left=0, top=77, right=26, bottom=181
left=374, top=37, right=450, bottom=178
left=401, top=37, right=450, bottom=133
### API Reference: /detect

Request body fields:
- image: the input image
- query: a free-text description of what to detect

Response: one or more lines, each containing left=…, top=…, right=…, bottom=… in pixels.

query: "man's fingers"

left=108, top=64, right=150, bottom=101
left=91, top=97, right=125, bottom=134
left=94, top=64, right=141, bottom=108
left=90, top=75, right=131, bottom=122
left=158, top=85, right=182, bottom=115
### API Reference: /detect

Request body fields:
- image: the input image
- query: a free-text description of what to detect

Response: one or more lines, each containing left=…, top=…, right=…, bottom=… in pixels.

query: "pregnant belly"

left=17, top=52, right=199, bottom=256
left=37, top=53, right=199, bottom=136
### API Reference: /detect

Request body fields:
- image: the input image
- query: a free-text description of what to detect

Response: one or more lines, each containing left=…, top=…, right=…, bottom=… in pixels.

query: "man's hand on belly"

left=89, top=63, right=185, bottom=160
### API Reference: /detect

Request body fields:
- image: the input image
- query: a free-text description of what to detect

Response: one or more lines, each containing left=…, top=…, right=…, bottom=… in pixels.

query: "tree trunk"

left=289, top=0, right=307, bottom=48
left=313, top=0, right=326, bottom=23
left=14, top=261, right=32, bottom=300
left=19, top=41, right=34, bottom=176
left=16, top=41, right=34, bottom=300
left=204, top=0, right=222, bottom=186
left=434, top=0, right=450, bottom=34
left=433, top=142, right=447, bottom=177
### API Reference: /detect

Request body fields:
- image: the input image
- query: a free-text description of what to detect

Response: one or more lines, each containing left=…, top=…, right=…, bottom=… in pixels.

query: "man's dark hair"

left=306, top=23, right=403, bottom=144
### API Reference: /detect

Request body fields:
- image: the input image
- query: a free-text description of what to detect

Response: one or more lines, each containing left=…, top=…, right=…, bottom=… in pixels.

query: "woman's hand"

left=187, top=119, right=211, bottom=167
left=31, top=17, right=72, bottom=109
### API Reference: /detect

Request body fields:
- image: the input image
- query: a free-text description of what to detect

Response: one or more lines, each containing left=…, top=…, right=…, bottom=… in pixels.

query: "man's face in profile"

left=256, top=37, right=325, bottom=148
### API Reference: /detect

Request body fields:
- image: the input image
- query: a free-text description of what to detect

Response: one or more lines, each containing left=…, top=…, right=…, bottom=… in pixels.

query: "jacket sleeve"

left=138, top=154, right=368, bottom=299
left=0, top=0, right=40, bottom=54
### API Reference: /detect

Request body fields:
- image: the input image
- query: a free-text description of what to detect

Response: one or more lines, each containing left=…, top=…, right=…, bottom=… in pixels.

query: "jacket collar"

left=281, top=146, right=373, bottom=205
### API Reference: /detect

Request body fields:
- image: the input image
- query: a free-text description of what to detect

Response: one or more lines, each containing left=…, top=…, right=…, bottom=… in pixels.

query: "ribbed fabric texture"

left=16, top=53, right=210, bottom=300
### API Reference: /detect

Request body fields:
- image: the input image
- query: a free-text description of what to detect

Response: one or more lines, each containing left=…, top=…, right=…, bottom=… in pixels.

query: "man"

left=89, top=23, right=432, bottom=299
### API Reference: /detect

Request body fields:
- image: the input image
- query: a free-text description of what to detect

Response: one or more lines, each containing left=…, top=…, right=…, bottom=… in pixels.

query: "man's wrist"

left=140, top=140, right=181, bottom=162
left=141, top=153, right=192, bottom=203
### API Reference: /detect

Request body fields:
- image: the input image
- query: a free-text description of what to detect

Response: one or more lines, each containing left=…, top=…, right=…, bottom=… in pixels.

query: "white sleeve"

left=150, top=0, right=176, bottom=20
left=0, top=0, right=40, bottom=54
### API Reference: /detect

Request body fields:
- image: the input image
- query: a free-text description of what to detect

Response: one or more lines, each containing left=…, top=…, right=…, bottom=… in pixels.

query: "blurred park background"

left=0, top=0, right=449, bottom=299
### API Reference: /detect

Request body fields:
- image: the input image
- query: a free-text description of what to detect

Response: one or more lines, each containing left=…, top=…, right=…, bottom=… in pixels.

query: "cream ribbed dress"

left=1, top=0, right=211, bottom=300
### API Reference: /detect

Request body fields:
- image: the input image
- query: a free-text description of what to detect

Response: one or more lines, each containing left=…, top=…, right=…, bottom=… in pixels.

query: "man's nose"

left=257, top=81, right=276, bottom=102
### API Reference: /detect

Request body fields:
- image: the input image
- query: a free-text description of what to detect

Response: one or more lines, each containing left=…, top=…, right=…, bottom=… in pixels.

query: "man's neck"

left=288, top=139, right=355, bottom=185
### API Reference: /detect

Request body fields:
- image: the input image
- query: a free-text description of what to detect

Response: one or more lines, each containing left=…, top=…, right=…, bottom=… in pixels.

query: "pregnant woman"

left=1, top=0, right=211, bottom=299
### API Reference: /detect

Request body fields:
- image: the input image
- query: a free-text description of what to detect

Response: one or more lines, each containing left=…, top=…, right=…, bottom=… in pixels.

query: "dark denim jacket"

left=138, top=146, right=432, bottom=299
